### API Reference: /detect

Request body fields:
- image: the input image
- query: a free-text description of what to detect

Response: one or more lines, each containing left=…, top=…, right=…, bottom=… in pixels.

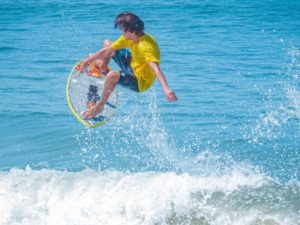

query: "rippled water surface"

left=0, top=1, right=300, bottom=224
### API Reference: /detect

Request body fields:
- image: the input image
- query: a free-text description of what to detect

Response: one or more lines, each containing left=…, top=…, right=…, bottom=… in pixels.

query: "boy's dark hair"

left=114, top=12, right=144, bottom=35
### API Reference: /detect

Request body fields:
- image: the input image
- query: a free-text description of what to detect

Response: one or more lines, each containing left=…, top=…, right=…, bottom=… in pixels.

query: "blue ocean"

left=1, top=0, right=300, bottom=224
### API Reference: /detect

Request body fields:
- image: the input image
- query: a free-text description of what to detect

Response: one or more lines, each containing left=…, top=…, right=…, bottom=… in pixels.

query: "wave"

left=0, top=167, right=299, bottom=225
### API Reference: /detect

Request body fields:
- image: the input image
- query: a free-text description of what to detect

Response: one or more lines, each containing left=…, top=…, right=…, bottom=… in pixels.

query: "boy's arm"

left=148, top=62, right=177, bottom=101
left=78, top=46, right=115, bottom=74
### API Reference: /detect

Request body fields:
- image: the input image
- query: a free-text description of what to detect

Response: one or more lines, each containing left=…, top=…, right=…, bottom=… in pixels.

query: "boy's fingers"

left=167, top=92, right=177, bottom=101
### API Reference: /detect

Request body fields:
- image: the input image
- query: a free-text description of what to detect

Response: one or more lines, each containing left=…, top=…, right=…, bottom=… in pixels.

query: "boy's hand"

left=166, top=90, right=177, bottom=101
left=78, top=59, right=89, bottom=75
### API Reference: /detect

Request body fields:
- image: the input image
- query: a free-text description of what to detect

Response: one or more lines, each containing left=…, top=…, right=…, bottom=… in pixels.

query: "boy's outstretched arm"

left=148, top=62, right=177, bottom=101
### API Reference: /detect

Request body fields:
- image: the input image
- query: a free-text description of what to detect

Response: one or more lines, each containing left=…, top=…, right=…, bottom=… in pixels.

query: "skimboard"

left=66, top=61, right=118, bottom=128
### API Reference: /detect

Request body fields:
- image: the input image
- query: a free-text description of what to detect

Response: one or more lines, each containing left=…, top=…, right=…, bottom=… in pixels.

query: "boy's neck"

left=132, top=32, right=145, bottom=43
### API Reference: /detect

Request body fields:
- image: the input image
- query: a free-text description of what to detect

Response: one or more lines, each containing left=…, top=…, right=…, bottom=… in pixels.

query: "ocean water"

left=0, top=0, right=300, bottom=224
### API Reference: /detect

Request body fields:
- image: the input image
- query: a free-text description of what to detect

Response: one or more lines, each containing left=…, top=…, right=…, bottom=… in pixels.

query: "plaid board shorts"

left=112, top=49, right=139, bottom=92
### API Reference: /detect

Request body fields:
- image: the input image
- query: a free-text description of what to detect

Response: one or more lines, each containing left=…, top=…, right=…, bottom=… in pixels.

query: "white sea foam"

left=0, top=167, right=299, bottom=225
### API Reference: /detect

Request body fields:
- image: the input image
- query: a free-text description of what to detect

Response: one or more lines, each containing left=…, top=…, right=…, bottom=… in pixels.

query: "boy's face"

left=122, top=28, right=135, bottom=40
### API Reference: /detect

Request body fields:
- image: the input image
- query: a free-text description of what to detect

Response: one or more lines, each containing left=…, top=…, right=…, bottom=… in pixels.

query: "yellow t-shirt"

left=111, top=33, right=160, bottom=92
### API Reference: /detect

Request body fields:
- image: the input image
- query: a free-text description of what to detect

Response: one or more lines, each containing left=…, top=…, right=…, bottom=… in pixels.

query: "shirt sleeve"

left=143, top=42, right=160, bottom=64
left=111, top=35, right=130, bottom=50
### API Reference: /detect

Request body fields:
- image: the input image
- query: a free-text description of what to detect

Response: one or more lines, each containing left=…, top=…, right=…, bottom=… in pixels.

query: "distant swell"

left=0, top=46, right=18, bottom=52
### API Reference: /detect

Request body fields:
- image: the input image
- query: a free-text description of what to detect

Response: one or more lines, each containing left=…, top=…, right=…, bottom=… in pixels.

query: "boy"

left=79, top=12, right=177, bottom=119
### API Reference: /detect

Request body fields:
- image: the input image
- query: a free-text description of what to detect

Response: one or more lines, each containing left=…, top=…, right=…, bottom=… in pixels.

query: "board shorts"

left=112, top=49, right=139, bottom=92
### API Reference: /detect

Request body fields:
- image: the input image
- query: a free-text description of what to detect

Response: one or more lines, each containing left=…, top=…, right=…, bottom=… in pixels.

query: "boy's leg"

left=82, top=70, right=120, bottom=119
left=82, top=40, right=138, bottom=118
left=100, top=71, right=120, bottom=104
left=111, top=48, right=139, bottom=92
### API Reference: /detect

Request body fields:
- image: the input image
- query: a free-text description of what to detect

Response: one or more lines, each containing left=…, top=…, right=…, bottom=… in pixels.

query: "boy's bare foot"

left=81, top=104, right=104, bottom=119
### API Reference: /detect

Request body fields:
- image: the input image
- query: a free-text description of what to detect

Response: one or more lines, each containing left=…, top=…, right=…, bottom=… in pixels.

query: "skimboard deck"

left=66, top=62, right=118, bottom=128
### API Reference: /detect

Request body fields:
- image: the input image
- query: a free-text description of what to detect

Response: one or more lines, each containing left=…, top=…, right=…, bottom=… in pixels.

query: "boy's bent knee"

left=106, top=71, right=120, bottom=82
